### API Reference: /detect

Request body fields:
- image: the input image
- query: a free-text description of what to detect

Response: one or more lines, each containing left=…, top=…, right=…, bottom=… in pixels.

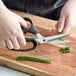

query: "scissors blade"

left=45, top=34, right=69, bottom=42
left=47, top=39, right=70, bottom=44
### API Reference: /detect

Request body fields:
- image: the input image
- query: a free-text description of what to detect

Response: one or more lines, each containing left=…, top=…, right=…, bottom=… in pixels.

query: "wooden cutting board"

left=0, top=10, right=76, bottom=76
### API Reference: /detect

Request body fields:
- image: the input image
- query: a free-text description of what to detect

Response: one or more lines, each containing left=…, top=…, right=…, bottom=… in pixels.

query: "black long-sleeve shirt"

left=2, top=0, right=68, bottom=20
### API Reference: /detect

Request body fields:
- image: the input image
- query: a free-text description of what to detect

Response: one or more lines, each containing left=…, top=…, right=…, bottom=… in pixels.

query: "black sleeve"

left=2, top=0, right=26, bottom=12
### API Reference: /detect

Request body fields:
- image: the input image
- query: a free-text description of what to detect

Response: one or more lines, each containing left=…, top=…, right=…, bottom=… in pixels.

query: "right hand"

left=0, top=10, right=27, bottom=50
left=56, top=0, right=76, bottom=33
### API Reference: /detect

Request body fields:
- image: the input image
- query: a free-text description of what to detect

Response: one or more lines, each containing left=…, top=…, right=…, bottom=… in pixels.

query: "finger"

left=5, top=38, right=13, bottom=49
left=17, top=33, right=26, bottom=47
left=17, top=27, right=26, bottom=46
left=11, top=37, right=20, bottom=50
left=63, top=17, right=71, bottom=33
left=56, top=16, right=65, bottom=32
left=0, top=38, right=6, bottom=47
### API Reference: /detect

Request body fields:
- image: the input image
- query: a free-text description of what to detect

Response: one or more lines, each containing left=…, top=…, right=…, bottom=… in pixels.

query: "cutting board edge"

left=0, top=56, right=53, bottom=76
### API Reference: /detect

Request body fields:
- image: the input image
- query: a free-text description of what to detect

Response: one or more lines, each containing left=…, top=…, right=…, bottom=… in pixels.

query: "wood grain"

left=0, top=10, right=76, bottom=76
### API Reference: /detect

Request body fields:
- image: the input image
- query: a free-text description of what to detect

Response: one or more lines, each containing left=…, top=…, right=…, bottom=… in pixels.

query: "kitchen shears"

left=13, top=17, right=70, bottom=52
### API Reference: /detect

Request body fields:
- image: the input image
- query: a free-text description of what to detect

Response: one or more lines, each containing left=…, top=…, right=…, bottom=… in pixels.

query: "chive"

left=59, top=32, right=63, bottom=34
left=59, top=37, right=64, bottom=41
left=60, top=47, right=70, bottom=53
left=59, top=32, right=64, bottom=41
left=16, top=56, right=52, bottom=63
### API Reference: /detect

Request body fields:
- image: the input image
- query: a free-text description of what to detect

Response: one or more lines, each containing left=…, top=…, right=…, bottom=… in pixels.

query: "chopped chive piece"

left=59, top=38, right=64, bottom=41
left=60, top=47, right=70, bottom=53
left=59, top=32, right=64, bottom=34
left=59, top=32, right=64, bottom=41
left=16, top=56, right=52, bottom=63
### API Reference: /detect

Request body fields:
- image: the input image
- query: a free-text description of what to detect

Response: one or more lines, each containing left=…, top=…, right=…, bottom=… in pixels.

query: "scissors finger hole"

left=21, top=42, right=33, bottom=49
left=12, top=41, right=35, bottom=51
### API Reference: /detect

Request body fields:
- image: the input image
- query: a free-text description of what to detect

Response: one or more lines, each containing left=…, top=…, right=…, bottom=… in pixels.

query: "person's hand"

left=56, top=0, right=76, bottom=33
left=0, top=10, right=27, bottom=49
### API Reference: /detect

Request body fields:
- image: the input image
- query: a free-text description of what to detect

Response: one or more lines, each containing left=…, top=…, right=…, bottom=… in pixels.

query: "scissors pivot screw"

left=43, top=39, right=46, bottom=41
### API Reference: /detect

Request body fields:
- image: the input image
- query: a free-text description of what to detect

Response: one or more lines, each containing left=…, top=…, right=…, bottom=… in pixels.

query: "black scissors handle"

left=22, top=17, right=39, bottom=34
left=12, top=38, right=38, bottom=52
left=11, top=17, right=39, bottom=52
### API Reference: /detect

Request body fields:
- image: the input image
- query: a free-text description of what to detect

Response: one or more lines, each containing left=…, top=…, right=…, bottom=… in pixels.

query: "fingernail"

left=14, top=45, right=20, bottom=50
left=58, top=28, right=62, bottom=32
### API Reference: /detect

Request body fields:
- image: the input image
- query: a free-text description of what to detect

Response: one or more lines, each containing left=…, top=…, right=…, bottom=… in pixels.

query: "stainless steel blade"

left=36, top=33, right=69, bottom=44
left=45, top=34, right=69, bottom=42
left=47, top=39, right=70, bottom=44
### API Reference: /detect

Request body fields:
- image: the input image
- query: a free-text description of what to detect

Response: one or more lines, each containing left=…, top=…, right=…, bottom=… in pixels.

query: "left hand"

left=56, top=0, right=76, bottom=33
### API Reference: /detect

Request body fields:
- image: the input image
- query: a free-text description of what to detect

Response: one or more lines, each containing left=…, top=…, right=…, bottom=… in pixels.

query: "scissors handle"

left=21, top=17, right=39, bottom=35
left=12, top=17, right=39, bottom=52
left=12, top=38, right=38, bottom=52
